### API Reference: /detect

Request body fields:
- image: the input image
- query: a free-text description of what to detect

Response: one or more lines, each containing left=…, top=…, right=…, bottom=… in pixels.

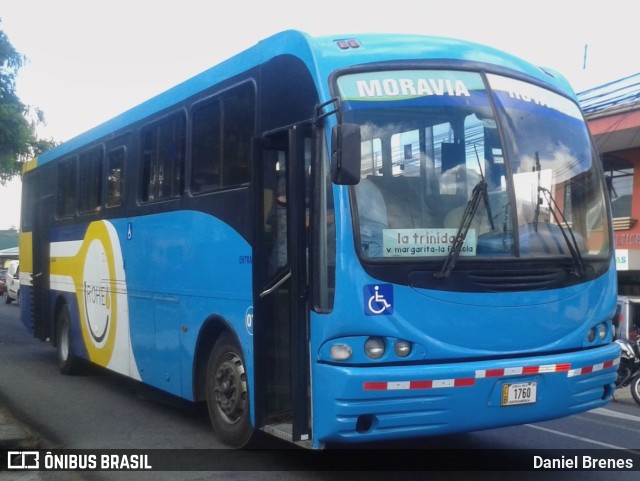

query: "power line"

left=578, top=73, right=640, bottom=115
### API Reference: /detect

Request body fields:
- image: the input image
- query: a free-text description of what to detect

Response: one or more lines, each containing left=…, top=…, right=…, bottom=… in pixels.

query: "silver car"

left=4, top=260, right=19, bottom=305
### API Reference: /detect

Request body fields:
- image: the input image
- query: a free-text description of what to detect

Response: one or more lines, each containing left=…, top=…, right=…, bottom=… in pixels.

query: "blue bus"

left=19, top=30, right=620, bottom=449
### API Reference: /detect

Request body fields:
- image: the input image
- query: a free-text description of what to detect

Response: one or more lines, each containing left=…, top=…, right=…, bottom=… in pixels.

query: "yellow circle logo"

left=77, top=222, right=118, bottom=365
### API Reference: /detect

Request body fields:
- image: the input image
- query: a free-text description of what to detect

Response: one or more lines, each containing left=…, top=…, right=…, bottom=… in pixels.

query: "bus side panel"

left=49, top=220, right=139, bottom=380
left=111, top=211, right=253, bottom=400
left=127, top=296, right=183, bottom=395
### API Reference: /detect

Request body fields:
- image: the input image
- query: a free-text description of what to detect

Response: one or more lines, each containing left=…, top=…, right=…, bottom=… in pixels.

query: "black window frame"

left=77, top=145, right=104, bottom=215
left=140, top=111, right=187, bottom=203
left=106, top=145, right=126, bottom=209
left=189, top=82, right=255, bottom=195
left=56, top=156, right=78, bottom=219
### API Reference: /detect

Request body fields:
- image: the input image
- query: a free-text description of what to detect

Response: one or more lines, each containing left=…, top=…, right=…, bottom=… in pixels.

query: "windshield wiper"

left=531, top=151, right=584, bottom=277
left=533, top=152, right=542, bottom=232
left=434, top=180, right=489, bottom=280
left=435, top=145, right=495, bottom=281
left=537, top=186, right=585, bottom=278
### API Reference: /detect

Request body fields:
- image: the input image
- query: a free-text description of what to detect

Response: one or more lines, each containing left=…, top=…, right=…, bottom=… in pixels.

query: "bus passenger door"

left=253, top=125, right=311, bottom=444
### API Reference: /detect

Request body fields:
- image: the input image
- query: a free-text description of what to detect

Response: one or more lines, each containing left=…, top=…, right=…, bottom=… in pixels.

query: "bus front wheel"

left=56, top=304, right=81, bottom=375
left=205, top=334, right=254, bottom=447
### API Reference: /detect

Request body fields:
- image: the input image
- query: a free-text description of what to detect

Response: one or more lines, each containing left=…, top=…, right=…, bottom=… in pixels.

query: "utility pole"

left=583, top=43, right=588, bottom=70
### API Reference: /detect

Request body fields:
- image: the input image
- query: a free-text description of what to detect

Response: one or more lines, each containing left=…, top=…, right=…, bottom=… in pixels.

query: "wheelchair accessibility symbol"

left=364, top=284, right=394, bottom=316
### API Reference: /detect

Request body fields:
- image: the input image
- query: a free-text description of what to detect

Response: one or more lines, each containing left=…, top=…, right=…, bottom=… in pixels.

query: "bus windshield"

left=337, top=70, right=611, bottom=263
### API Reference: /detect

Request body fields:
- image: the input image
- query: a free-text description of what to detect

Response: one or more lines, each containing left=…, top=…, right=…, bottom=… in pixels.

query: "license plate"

left=501, top=381, right=537, bottom=406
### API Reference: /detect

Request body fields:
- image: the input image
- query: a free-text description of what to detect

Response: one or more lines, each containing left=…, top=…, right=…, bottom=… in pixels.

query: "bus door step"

left=264, top=421, right=293, bottom=441
left=263, top=422, right=312, bottom=448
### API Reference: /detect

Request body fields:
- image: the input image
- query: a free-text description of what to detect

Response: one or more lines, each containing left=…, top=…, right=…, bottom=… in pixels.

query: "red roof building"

left=580, top=73, right=640, bottom=294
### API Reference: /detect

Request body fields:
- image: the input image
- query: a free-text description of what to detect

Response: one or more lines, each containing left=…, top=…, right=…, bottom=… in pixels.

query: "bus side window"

left=190, top=82, right=254, bottom=194
left=141, top=113, right=186, bottom=202
left=191, top=99, right=222, bottom=192
left=57, top=157, right=77, bottom=218
left=78, top=146, right=104, bottom=214
left=107, top=147, right=125, bottom=208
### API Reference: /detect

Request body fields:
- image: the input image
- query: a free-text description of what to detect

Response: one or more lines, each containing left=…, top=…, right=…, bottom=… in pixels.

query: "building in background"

left=0, top=246, right=18, bottom=268
left=580, top=73, right=640, bottom=294
left=0, top=229, right=18, bottom=268
left=0, top=229, right=18, bottom=250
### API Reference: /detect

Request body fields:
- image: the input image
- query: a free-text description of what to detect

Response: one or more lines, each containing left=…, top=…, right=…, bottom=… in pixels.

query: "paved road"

left=1, top=301, right=639, bottom=480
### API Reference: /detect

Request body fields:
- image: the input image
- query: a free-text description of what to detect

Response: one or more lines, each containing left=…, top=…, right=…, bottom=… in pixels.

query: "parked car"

left=5, top=260, right=19, bottom=305
left=0, top=268, right=6, bottom=295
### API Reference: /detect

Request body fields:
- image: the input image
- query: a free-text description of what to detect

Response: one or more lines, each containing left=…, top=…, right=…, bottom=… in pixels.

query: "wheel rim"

left=213, top=352, right=247, bottom=425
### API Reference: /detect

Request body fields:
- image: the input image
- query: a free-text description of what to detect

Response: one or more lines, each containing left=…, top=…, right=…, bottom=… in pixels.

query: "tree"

left=0, top=19, right=56, bottom=184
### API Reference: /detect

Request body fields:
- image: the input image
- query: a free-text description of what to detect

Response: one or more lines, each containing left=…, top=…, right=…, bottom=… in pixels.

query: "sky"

left=0, top=0, right=638, bottom=230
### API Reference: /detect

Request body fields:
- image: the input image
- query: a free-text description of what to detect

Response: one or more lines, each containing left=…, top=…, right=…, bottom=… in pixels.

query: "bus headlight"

left=364, top=337, right=385, bottom=359
left=587, top=323, right=608, bottom=343
left=394, top=340, right=412, bottom=357
left=330, top=344, right=353, bottom=361
left=597, top=323, right=607, bottom=340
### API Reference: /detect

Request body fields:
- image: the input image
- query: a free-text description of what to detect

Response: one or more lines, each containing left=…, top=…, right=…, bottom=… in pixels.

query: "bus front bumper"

left=312, top=343, right=620, bottom=446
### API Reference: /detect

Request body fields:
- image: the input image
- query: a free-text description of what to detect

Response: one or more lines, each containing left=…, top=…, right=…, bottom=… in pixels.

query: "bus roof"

left=36, top=30, right=573, bottom=165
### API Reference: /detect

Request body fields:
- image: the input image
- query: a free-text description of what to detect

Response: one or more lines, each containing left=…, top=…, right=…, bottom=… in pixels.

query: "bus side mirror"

left=331, top=123, right=361, bottom=185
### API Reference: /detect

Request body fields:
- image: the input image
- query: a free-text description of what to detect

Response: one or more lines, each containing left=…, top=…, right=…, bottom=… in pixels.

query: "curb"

left=0, top=404, right=40, bottom=450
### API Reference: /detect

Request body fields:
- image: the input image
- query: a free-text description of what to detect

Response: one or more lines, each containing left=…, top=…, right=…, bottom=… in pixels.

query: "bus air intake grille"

left=466, top=269, right=565, bottom=292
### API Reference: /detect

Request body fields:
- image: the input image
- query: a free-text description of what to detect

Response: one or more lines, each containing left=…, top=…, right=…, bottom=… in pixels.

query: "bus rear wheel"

left=205, top=334, right=254, bottom=447
left=56, top=304, right=81, bottom=375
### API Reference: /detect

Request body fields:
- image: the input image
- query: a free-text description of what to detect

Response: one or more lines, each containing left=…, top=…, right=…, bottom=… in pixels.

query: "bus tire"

left=205, top=334, right=254, bottom=447
left=56, top=304, right=81, bottom=375
left=631, top=375, right=640, bottom=406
